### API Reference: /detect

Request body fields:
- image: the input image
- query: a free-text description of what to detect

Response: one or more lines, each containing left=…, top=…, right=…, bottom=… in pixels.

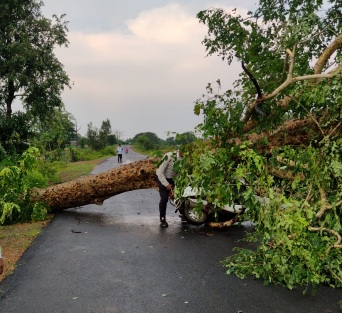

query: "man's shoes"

left=160, top=218, right=168, bottom=228
left=179, top=214, right=187, bottom=223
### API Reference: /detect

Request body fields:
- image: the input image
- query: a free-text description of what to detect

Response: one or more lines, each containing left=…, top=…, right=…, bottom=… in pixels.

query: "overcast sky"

left=41, top=0, right=257, bottom=140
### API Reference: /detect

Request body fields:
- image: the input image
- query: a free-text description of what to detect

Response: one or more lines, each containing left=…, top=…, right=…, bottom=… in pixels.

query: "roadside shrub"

left=36, top=159, right=59, bottom=184
left=30, top=202, right=48, bottom=222
left=0, top=147, right=50, bottom=224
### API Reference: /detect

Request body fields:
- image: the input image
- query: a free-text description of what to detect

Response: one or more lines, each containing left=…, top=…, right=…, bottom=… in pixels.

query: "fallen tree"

left=174, top=1, right=341, bottom=292
left=30, top=158, right=159, bottom=212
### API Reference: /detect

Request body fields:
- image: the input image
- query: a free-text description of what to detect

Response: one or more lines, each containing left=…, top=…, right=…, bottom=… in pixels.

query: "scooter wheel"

left=183, top=204, right=208, bottom=225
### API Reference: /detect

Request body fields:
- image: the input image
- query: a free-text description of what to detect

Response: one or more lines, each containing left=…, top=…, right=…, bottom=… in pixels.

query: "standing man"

left=117, top=144, right=123, bottom=163
left=156, top=150, right=182, bottom=227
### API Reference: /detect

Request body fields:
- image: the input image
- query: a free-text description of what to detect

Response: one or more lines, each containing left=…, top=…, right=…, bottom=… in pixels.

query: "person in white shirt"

left=117, top=144, right=123, bottom=163
left=155, top=150, right=182, bottom=227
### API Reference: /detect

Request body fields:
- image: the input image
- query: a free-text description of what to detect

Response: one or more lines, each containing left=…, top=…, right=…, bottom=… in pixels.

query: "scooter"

left=170, top=186, right=248, bottom=225
left=170, top=182, right=269, bottom=226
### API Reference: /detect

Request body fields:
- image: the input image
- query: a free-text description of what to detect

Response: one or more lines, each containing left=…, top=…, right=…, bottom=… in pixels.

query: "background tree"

left=0, top=0, right=70, bottom=154
left=132, top=132, right=162, bottom=150
left=107, top=134, right=118, bottom=146
left=135, top=134, right=155, bottom=150
left=175, top=131, right=197, bottom=145
left=165, top=136, right=175, bottom=146
left=86, top=120, right=114, bottom=151
left=78, top=135, right=87, bottom=149
left=31, top=108, right=75, bottom=153
left=0, top=112, right=33, bottom=155
left=86, top=122, right=101, bottom=151
left=174, top=0, right=341, bottom=290
left=99, top=119, right=112, bottom=147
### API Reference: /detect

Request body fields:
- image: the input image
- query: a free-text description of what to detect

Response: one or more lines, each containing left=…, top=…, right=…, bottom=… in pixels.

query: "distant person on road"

left=117, top=144, right=123, bottom=163
left=155, top=149, right=183, bottom=227
left=0, top=246, right=4, bottom=275
left=125, top=147, right=129, bottom=154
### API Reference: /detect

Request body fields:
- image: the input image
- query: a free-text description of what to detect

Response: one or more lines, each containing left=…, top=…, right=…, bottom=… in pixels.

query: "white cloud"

left=127, top=3, right=201, bottom=44
left=49, top=2, right=247, bottom=139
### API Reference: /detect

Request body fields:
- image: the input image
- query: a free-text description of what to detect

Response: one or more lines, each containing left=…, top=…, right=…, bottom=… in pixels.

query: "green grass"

left=56, top=156, right=110, bottom=183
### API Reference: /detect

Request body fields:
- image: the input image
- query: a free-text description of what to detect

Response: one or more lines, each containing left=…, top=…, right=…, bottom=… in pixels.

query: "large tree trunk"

left=30, top=158, right=159, bottom=212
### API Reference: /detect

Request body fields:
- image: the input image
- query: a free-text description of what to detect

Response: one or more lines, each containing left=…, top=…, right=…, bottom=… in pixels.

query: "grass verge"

left=0, top=156, right=111, bottom=282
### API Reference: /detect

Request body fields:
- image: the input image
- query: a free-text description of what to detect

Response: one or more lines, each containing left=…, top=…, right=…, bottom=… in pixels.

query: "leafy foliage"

left=0, top=111, right=33, bottom=154
left=31, top=108, right=76, bottom=152
left=133, top=132, right=162, bottom=150
left=0, top=147, right=52, bottom=224
left=166, top=131, right=198, bottom=145
left=175, top=0, right=341, bottom=290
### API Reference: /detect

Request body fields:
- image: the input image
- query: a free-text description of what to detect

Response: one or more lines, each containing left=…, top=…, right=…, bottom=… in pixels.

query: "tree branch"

left=316, top=183, right=329, bottom=220
left=263, top=72, right=338, bottom=101
left=308, top=226, right=342, bottom=255
left=314, top=32, right=342, bottom=74
left=241, top=43, right=340, bottom=127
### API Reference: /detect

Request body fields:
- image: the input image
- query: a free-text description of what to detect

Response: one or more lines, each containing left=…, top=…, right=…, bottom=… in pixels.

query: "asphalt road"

left=0, top=146, right=341, bottom=313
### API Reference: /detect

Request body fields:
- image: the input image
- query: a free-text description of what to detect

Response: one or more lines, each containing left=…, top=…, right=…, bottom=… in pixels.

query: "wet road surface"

left=0, top=146, right=341, bottom=312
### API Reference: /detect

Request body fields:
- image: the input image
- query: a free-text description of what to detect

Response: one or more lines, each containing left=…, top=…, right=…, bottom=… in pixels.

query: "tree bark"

left=314, top=33, right=342, bottom=74
left=30, top=158, right=159, bottom=212
left=236, top=116, right=340, bottom=154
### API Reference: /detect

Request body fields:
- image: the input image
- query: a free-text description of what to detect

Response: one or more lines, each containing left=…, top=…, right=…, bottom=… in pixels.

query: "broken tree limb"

left=30, top=158, right=159, bottom=212
left=241, top=35, right=342, bottom=127
left=242, top=117, right=341, bottom=153
left=314, top=33, right=342, bottom=74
